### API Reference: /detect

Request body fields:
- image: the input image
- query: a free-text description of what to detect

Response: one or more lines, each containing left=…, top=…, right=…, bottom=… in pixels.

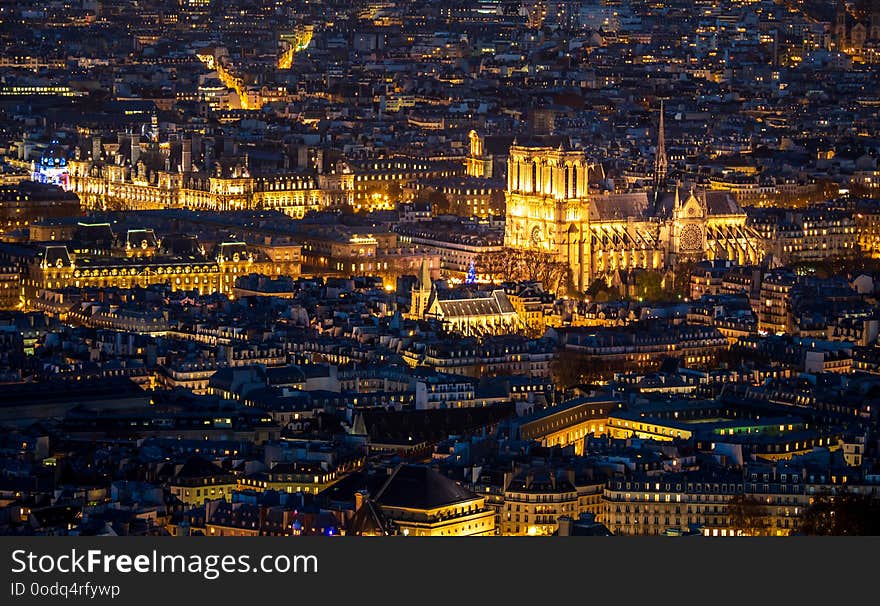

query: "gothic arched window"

left=564, top=165, right=570, bottom=198
left=532, top=161, right=538, bottom=193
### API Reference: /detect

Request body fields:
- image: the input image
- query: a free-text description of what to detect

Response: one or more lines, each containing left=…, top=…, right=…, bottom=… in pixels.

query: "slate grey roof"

left=40, top=245, right=72, bottom=267
left=589, top=192, right=650, bottom=221
left=125, top=228, right=158, bottom=249
left=348, top=498, right=392, bottom=535
left=374, top=464, right=477, bottom=510
left=654, top=187, right=744, bottom=218
left=74, top=222, right=115, bottom=245
left=174, top=456, right=226, bottom=479
left=704, top=190, right=744, bottom=216
left=436, top=290, right=516, bottom=318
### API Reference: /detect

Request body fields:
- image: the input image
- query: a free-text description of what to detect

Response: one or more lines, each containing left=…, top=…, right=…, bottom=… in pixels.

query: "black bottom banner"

left=2, top=537, right=877, bottom=605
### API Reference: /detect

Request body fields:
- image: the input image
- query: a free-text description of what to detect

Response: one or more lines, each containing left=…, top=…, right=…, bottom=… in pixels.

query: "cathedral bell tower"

left=466, top=130, right=487, bottom=177
left=503, top=141, right=592, bottom=290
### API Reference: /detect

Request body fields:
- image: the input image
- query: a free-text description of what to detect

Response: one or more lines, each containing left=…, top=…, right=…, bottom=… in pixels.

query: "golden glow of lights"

left=278, top=26, right=313, bottom=69
left=197, top=54, right=254, bottom=110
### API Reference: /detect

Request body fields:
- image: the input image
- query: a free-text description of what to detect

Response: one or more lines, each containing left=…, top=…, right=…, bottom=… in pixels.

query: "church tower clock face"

left=680, top=223, right=703, bottom=251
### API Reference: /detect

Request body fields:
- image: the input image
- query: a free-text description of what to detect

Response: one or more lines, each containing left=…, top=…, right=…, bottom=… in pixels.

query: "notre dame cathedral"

left=474, top=106, right=764, bottom=291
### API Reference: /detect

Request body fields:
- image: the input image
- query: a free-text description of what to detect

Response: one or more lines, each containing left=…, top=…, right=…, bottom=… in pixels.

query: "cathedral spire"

left=654, top=100, right=668, bottom=189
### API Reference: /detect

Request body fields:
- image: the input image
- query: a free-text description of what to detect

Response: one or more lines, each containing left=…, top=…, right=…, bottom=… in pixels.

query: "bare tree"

left=727, top=494, right=772, bottom=536
left=799, top=491, right=880, bottom=536
left=477, top=247, right=570, bottom=295
left=497, top=248, right=523, bottom=283
left=476, top=250, right=507, bottom=284
left=550, top=350, right=588, bottom=389
left=543, top=261, right=570, bottom=295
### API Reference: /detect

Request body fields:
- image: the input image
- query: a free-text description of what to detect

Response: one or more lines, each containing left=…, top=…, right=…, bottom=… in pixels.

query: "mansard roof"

left=125, top=228, right=158, bottom=249
left=374, top=464, right=478, bottom=510
left=39, top=245, right=73, bottom=267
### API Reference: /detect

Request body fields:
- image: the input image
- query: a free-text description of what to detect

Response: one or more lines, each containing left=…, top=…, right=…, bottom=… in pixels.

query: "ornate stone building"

left=503, top=140, right=593, bottom=289
left=408, top=260, right=521, bottom=335
left=466, top=130, right=515, bottom=179
left=21, top=237, right=272, bottom=311
left=67, top=136, right=324, bottom=218
left=67, top=135, right=466, bottom=216
left=502, top=138, right=763, bottom=290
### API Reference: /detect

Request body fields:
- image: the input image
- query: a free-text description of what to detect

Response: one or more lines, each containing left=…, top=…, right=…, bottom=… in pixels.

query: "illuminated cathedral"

left=493, top=106, right=763, bottom=291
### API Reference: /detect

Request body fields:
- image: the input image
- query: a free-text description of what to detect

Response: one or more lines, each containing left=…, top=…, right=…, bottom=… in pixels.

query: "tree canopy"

left=798, top=491, right=880, bottom=536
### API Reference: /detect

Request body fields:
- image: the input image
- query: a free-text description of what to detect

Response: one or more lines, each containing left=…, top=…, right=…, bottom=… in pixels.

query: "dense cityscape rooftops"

left=0, top=0, right=878, bottom=538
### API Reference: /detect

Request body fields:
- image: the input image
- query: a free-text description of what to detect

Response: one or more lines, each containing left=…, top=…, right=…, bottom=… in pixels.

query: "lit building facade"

left=412, top=278, right=523, bottom=336
left=501, top=469, right=579, bottom=536
left=22, top=241, right=271, bottom=310
left=600, top=468, right=858, bottom=537
left=373, top=465, right=496, bottom=536
left=348, top=158, right=463, bottom=211
left=68, top=154, right=324, bottom=219
left=31, top=144, right=70, bottom=190
left=503, top=141, right=763, bottom=290
left=749, top=207, right=859, bottom=264
left=0, top=264, right=19, bottom=310
left=510, top=397, right=621, bottom=455
left=0, top=182, right=80, bottom=235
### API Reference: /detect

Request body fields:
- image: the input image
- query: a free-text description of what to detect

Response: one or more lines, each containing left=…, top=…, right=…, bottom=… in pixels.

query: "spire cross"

left=654, top=100, right=668, bottom=189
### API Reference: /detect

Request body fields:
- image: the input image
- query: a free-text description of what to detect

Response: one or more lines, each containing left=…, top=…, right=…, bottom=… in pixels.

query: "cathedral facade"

left=502, top=140, right=764, bottom=290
